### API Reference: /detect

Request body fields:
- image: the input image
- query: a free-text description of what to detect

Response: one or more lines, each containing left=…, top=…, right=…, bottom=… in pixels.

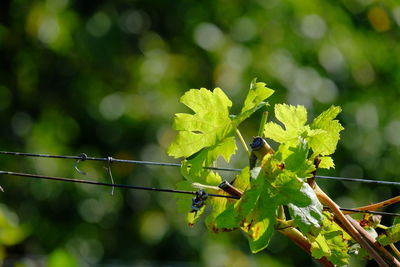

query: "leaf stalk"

left=236, top=129, right=251, bottom=157
left=258, top=111, right=268, bottom=137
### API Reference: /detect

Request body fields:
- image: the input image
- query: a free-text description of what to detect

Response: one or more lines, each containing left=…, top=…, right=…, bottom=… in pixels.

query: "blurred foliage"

left=0, top=0, right=400, bottom=266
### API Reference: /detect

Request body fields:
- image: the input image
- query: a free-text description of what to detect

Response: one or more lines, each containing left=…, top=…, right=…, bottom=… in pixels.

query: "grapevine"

left=168, top=79, right=400, bottom=266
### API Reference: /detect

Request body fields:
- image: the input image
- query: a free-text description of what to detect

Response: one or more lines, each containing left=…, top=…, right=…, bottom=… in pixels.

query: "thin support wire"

left=328, top=207, right=400, bottom=217
left=0, top=151, right=241, bottom=172
left=0, top=170, right=399, bottom=216
left=0, top=170, right=240, bottom=199
left=1, top=151, right=400, bottom=186
left=315, top=175, right=400, bottom=187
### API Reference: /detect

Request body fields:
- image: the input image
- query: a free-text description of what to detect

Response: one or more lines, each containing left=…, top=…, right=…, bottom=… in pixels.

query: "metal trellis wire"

left=1, top=150, right=400, bottom=186
left=0, top=169, right=397, bottom=216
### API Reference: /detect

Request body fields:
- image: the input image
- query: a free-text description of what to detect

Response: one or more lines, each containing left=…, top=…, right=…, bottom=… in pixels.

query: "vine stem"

left=343, top=195, right=400, bottom=213
left=236, top=129, right=251, bottom=157
left=346, top=215, right=400, bottom=266
left=258, top=111, right=268, bottom=137
left=314, top=185, right=393, bottom=266
left=378, top=224, right=389, bottom=230
left=390, top=244, right=400, bottom=260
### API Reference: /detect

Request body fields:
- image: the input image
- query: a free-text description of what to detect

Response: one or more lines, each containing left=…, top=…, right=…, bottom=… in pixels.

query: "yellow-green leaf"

left=168, top=88, right=235, bottom=159
left=319, top=156, right=335, bottom=169
left=235, top=79, right=274, bottom=124
left=309, top=105, right=344, bottom=156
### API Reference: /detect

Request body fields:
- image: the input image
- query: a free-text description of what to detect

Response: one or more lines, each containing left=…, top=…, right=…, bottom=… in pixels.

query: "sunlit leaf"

left=213, top=167, right=251, bottom=230
left=283, top=139, right=315, bottom=179
left=309, top=105, right=344, bottom=156
left=240, top=169, right=277, bottom=253
left=311, top=212, right=351, bottom=266
left=377, top=223, right=400, bottom=246
left=169, top=80, right=345, bottom=258
left=319, top=156, right=335, bottom=169
left=235, top=79, right=274, bottom=124
left=168, top=88, right=236, bottom=172
left=288, top=183, right=323, bottom=235
left=264, top=104, right=309, bottom=146
left=311, top=233, right=331, bottom=259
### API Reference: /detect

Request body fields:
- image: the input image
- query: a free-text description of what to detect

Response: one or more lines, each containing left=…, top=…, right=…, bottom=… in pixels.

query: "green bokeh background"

left=1, top=0, right=400, bottom=266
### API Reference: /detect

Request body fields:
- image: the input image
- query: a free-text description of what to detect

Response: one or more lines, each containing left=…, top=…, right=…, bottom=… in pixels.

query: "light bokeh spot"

left=301, top=14, right=327, bottom=39
left=193, top=23, right=224, bottom=51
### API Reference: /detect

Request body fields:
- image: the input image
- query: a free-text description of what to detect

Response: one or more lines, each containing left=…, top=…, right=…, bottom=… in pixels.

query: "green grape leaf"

left=265, top=161, right=322, bottom=236
left=214, top=204, right=239, bottom=230
left=311, top=212, right=351, bottom=266
left=325, top=231, right=351, bottom=266
left=205, top=190, right=233, bottom=232
left=169, top=83, right=274, bottom=180
left=213, top=167, right=251, bottom=230
left=186, top=206, right=206, bottom=226
left=263, top=152, right=326, bottom=246
left=264, top=104, right=309, bottom=146
left=288, top=183, right=323, bottom=235
left=283, top=139, right=315, bottom=179
left=181, top=162, right=222, bottom=185
left=311, top=233, right=331, bottom=259
left=268, top=171, right=308, bottom=205
left=246, top=198, right=277, bottom=253
left=261, top=156, right=310, bottom=206
left=214, top=167, right=277, bottom=253
left=237, top=162, right=320, bottom=253
left=238, top=167, right=264, bottom=218
left=309, top=105, right=344, bottom=156
left=377, top=223, right=400, bottom=246
left=235, top=79, right=274, bottom=124
left=240, top=169, right=277, bottom=253
left=168, top=80, right=345, bottom=257
left=264, top=104, right=343, bottom=158
left=168, top=88, right=236, bottom=172
left=206, top=167, right=252, bottom=231
left=319, top=156, right=335, bottom=169
left=186, top=137, right=237, bottom=176
left=231, top=166, right=251, bottom=191
left=275, top=104, right=308, bottom=131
